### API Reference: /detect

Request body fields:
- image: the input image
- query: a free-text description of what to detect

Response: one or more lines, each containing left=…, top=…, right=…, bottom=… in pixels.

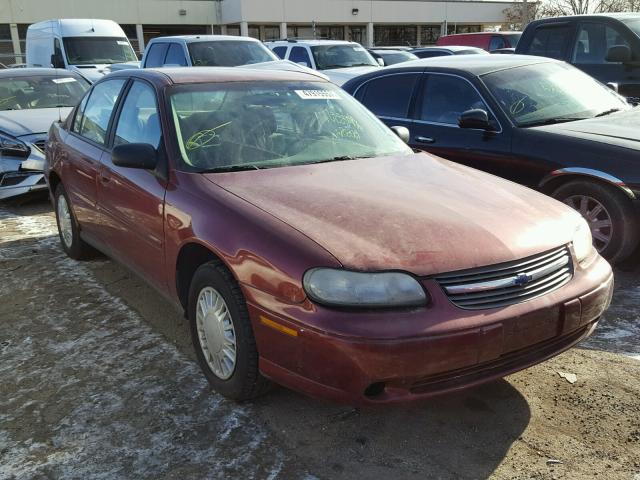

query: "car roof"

left=148, top=35, right=261, bottom=43
left=359, top=54, right=558, bottom=76
left=530, top=12, right=639, bottom=22
left=107, top=66, right=329, bottom=85
left=266, top=39, right=358, bottom=46
left=0, top=68, right=81, bottom=78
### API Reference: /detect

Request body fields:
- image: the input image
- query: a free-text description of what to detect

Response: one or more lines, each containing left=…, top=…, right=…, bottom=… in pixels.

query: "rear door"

left=410, top=72, right=512, bottom=177
left=63, top=79, right=126, bottom=234
left=97, top=79, right=168, bottom=291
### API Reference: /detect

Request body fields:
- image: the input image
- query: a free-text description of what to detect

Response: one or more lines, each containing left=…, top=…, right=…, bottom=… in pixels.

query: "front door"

left=97, top=80, right=168, bottom=291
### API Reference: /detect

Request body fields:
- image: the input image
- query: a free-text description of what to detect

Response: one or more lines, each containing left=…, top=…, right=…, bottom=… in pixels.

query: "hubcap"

left=563, top=195, right=612, bottom=252
left=196, top=287, right=237, bottom=380
left=57, top=195, right=73, bottom=249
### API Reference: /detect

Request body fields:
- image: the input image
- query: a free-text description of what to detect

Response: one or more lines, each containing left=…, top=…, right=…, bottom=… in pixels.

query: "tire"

left=54, top=184, right=94, bottom=260
left=188, top=260, right=271, bottom=401
left=552, top=180, right=640, bottom=264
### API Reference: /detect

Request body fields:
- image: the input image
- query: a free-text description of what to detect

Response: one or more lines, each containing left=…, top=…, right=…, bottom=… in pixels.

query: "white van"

left=26, top=19, right=139, bottom=82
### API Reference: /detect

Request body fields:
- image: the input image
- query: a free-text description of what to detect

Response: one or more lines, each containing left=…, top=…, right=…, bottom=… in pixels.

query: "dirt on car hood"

left=206, top=153, right=581, bottom=276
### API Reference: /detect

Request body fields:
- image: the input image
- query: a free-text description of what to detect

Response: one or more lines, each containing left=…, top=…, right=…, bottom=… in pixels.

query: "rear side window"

left=528, top=26, right=573, bottom=60
left=289, top=47, right=312, bottom=66
left=359, top=74, right=419, bottom=118
left=272, top=46, right=287, bottom=59
left=145, top=43, right=168, bottom=67
left=164, top=43, right=187, bottom=66
left=572, top=23, right=632, bottom=64
left=77, top=79, right=125, bottom=145
left=489, top=36, right=506, bottom=51
left=114, top=81, right=161, bottom=149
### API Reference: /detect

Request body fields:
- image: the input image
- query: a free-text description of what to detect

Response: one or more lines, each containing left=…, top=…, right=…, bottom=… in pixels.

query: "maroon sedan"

left=45, top=68, right=613, bottom=405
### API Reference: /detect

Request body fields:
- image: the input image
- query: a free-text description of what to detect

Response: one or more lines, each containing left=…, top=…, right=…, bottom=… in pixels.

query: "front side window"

left=63, top=37, right=137, bottom=65
left=114, top=81, right=161, bottom=149
left=360, top=74, right=419, bottom=118
left=272, top=46, right=287, bottom=59
left=187, top=41, right=276, bottom=66
left=482, top=62, right=629, bottom=127
left=145, top=43, right=169, bottom=68
left=164, top=43, right=187, bottom=66
left=529, top=26, right=573, bottom=60
left=573, top=23, right=631, bottom=64
left=0, top=74, right=88, bottom=111
left=289, top=47, right=312, bottom=67
left=169, top=81, right=411, bottom=172
left=419, top=75, right=490, bottom=125
left=310, top=44, right=378, bottom=70
left=78, top=79, right=125, bottom=144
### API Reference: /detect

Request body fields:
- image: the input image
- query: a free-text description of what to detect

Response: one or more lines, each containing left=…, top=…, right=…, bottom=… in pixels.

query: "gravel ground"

left=1, top=198, right=639, bottom=480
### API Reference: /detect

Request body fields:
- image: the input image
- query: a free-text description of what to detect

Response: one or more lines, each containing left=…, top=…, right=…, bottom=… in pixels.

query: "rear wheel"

left=552, top=180, right=639, bottom=263
left=54, top=184, right=93, bottom=260
left=188, top=260, right=271, bottom=401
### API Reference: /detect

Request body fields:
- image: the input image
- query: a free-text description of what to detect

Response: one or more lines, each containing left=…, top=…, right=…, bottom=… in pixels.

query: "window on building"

left=0, top=24, right=13, bottom=64
left=447, top=25, right=482, bottom=35
left=348, top=26, right=367, bottom=45
left=248, top=25, right=260, bottom=39
left=264, top=26, right=280, bottom=41
left=360, top=74, right=420, bottom=118
left=226, top=25, right=241, bottom=36
left=287, top=25, right=314, bottom=39
left=143, top=24, right=207, bottom=45
left=420, top=25, right=442, bottom=45
left=316, top=26, right=345, bottom=40
left=17, top=24, right=30, bottom=60
left=374, top=26, right=417, bottom=47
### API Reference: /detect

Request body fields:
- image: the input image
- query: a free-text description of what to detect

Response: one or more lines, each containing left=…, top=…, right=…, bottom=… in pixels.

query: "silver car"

left=0, top=68, right=88, bottom=200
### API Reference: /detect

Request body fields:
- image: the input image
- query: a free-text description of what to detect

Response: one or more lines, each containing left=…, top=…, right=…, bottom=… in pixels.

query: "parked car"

left=46, top=67, right=612, bottom=404
left=0, top=68, right=88, bottom=200
left=515, top=13, right=640, bottom=103
left=266, top=39, right=380, bottom=85
left=26, top=19, right=139, bottom=82
left=412, top=46, right=488, bottom=58
left=343, top=55, right=640, bottom=263
left=437, top=32, right=522, bottom=52
left=369, top=49, right=418, bottom=66
left=141, top=35, right=278, bottom=68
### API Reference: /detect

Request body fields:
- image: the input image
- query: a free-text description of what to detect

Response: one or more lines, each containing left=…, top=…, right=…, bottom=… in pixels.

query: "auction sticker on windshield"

left=52, top=78, right=77, bottom=84
left=295, top=90, right=341, bottom=100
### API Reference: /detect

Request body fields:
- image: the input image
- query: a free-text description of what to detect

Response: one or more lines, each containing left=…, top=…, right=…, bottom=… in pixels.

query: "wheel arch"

left=48, top=170, right=62, bottom=197
left=539, top=168, right=637, bottom=200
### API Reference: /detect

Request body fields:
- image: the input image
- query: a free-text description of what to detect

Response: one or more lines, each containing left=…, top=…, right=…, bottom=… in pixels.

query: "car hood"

left=0, top=107, right=73, bottom=137
left=204, top=153, right=581, bottom=276
left=532, top=108, right=640, bottom=150
left=68, top=65, right=112, bottom=82
left=322, top=66, right=380, bottom=86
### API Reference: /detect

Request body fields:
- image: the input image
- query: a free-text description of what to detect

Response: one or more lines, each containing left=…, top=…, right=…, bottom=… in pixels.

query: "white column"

left=416, top=24, right=422, bottom=47
left=136, top=24, right=145, bottom=55
left=240, top=21, right=249, bottom=37
left=280, top=22, right=287, bottom=39
left=344, top=25, right=349, bottom=41
left=9, top=24, right=21, bottom=64
left=366, top=22, right=374, bottom=47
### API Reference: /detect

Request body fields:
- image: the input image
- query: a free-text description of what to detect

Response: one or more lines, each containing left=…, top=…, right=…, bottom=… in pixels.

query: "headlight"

left=303, top=268, right=428, bottom=308
left=573, top=218, right=595, bottom=263
left=0, top=131, right=29, bottom=157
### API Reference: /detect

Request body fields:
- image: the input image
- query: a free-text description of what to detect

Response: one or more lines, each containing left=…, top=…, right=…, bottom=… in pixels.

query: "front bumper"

left=0, top=144, right=46, bottom=201
left=245, top=253, right=614, bottom=405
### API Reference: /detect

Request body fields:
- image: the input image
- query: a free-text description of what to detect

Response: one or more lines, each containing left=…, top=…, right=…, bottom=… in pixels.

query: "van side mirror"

left=112, top=143, right=158, bottom=169
left=390, top=126, right=410, bottom=143
left=51, top=52, right=65, bottom=69
left=459, top=109, right=492, bottom=130
left=605, top=45, right=631, bottom=63
left=377, top=58, right=385, bottom=67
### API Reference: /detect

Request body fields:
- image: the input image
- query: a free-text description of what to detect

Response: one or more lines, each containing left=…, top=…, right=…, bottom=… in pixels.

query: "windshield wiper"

left=311, top=155, right=373, bottom=165
left=200, top=164, right=261, bottom=173
left=594, top=108, right=621, bottom=117
left=520, top=117, right=588, bottom=127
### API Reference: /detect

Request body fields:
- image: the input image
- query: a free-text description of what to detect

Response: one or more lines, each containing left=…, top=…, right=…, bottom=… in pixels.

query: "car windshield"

left=311, top=45, right=378, bottom=70
left=63, top=37, right=137, bottom=65
left=188, top=41, right=277, bottom=66
left=169, top=81, right=411, bottom=172
left=0, top=75, right=88, bottom=111
left=481, top=62, right=630, bottom=127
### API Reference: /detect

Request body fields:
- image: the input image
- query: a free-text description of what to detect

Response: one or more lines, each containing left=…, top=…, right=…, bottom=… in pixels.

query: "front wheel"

left=188, top=261, right=271, bottom=401
left=553, top=180, right=639, bottom=263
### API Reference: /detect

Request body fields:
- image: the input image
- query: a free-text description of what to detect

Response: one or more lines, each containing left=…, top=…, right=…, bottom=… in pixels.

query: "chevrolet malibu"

left=45, top=68, right=613, bottom=405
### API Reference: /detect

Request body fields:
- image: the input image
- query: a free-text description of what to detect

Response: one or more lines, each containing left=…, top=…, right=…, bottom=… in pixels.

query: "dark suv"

left=516, top=13, right=640, bottom=103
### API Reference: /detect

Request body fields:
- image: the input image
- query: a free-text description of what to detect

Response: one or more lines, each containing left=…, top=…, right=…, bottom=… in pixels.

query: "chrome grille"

left=33, top=140, right=46, bottom=153
left=434, top=246, right=573, bottom=310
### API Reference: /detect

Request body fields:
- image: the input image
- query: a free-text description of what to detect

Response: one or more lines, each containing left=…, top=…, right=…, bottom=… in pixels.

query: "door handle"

left=99, top=172, right=111, bottom=184
left=415, top=136, right=435, bottom=144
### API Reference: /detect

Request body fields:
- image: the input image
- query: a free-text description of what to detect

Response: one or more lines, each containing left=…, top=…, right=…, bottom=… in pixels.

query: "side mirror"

left=112, top=143, right=158, bottom=169
left=51, top=52, right=65, bottom=69
left=606, top=82, right=619, bottom=93
left=297, top=61, right=309, bottom=67
left=459, top=109, right=492, bottom=130
left=390, top=126, right=410, bottom=144
left=605, top=45, right=631, bottom=63
left=377, top=58, right=385, bottom=67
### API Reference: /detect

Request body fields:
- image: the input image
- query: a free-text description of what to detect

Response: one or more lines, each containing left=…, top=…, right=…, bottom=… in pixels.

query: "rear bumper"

left=246, top=254, right=613, bottom=406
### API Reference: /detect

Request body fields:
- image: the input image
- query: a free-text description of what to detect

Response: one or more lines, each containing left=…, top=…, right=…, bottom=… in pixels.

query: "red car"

left=46, top=68, right=613, bottom=405
left=436, top=31, right=522, bottom=52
